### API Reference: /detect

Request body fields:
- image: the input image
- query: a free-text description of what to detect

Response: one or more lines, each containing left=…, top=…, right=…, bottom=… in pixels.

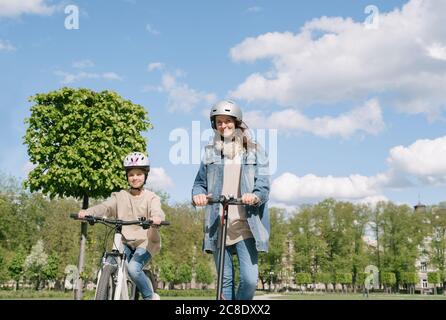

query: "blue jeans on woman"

left=213, top=238, right=258, bottom=300
left=123, top=245, right=154, bottom=300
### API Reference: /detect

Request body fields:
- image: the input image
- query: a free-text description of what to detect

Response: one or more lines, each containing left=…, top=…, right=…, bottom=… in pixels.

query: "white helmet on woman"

left=210, top=100, right=247, bottom=129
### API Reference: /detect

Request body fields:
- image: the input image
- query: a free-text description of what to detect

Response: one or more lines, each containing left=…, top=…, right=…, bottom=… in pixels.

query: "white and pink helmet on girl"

left=123, top=151, right=150, bottom=171
left=123, top=151, right=150, bottom=185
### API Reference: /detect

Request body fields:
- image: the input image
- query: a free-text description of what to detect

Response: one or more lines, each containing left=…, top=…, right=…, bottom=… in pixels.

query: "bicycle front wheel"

left=95, top=265, right=116, bottom=300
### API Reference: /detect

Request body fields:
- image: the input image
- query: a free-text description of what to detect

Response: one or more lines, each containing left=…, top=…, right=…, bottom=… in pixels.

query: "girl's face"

left=127, top=168, right=146, bottom=188
left=215, top=115, right=236, bottom=138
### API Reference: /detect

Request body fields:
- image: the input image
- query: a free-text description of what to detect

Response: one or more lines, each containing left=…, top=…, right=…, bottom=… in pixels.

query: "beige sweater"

left=221, top=155, right=253, bottom=246
left=85, top=189, right=165, bottom=256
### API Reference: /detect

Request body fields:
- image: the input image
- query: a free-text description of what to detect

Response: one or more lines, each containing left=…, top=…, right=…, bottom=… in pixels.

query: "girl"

left=78, top=152, right=164, bottom=300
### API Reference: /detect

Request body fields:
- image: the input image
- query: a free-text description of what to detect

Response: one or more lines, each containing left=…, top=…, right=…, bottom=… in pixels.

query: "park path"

left=253, top=293, right=283, bottom=300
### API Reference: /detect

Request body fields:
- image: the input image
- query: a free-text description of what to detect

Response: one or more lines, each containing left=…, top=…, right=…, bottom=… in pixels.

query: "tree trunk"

left=74, top=195, right=89, bottom=300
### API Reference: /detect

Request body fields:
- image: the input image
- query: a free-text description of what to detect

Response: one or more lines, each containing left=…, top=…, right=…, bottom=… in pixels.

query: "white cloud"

left=244, top=99, right=384, bottom=138
left=247, top=6, right=262, bottom=13
left=73, top=59, right=95, bottom=69
left=148, top=62, right=165, bottom=72
left=102, top=72, right=122, bottom=81
left=230, top=0, right=446, bottom=118
left=157, top=72, right=217, bottom=113
left=23, top=161, right=36, bottom=176
left=270, top=133, right=446, bottom=206
left=146, top=24, right=160, bottom=35
left=387, top=135, right=446, bottom=184
left=270, top=172, right=387, bottom=205
left=147, top=167, right=174, bottom=191
left=353, top=195, right=390, bottom=207
left=0, top=0, right=56, bottom=17
left=0, top=39, right=15, bottom=51
left=426, top=43, right=446, bottom=61
left=55, top=71, right=123, bottom=84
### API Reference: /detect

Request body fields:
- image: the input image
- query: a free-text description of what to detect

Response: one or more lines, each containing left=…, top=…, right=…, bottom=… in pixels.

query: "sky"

left=1, top=0, right=446, bottom=210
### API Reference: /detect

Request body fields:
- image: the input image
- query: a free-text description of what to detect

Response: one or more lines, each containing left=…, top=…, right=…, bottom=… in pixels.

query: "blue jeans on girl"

left=123, top=245, right=154, bottom=300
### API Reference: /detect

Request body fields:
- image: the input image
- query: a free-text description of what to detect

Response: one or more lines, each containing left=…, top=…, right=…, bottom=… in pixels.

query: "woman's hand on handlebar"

left=241, top=193, right=260, bottom=206
left=193, top=194, right=212, bottom=207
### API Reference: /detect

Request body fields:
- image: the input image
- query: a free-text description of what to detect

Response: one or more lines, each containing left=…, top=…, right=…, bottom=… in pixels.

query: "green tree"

left=381, top=272, right=396, bottom=293
left=376, top=202, right=426, bottom=291
left=158, top=256, right=176, bottom=289
left=40, top=197, right=86, bottom=281
left=42, top=252, right=61, bottom=289
left=400, top=272, right=418, bottom=294
left=290, top=205, right=328, bottom=275
left=356, top=272, right=367, bottom=292
left=427, top=272, right=441, bottom=295
left=258, top=208, right=287, bottom=291
left=315, top=272, right=332, bottom=292
left=295, top=272, right=312, bottom=292
left=0, top=171, right=22, bottom=194
left=195, top=261, right=214, bottom=289
left=23, top=87, right=152, bottom=299
left=154, top=203, right=201, bottom=287
left=24, top=240, right=48, bottom=290
left=7, top=246, right=27, bottom=290
left=336, top=272, right=353, bottom=293
left=429, top=205, right=446, bottom=294
left=0, top=248, right=8, bottom=283
left=176, top=263, right=193, bottom=288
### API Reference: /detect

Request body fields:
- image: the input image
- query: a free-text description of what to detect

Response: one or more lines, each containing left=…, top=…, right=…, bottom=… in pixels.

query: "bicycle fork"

left=114, top=257, right=129, bottom=300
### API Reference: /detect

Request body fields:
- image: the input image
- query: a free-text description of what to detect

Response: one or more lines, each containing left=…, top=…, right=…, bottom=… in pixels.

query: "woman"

left=192, top=100, right=270, bottom=300
left=78, top=151, right=164, bottom=300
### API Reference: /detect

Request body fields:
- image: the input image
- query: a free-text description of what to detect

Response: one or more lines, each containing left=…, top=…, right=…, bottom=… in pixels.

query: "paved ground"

left=253, top=293, right=283, bottom=300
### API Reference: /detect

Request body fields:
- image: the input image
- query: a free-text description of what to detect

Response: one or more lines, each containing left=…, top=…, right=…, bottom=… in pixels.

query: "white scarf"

left=214, top=131, right=244, bottom=160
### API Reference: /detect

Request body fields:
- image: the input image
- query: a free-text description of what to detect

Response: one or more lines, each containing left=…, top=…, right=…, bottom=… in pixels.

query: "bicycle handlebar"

left=70, top=213, right=170, bottom=228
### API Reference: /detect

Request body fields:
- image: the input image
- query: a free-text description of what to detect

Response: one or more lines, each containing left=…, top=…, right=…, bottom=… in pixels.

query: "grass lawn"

left=1, top=290, right=445, bottom=300
left=270, top=292, right=446, bottom=300
left=0, top=290, right=74, bottom=300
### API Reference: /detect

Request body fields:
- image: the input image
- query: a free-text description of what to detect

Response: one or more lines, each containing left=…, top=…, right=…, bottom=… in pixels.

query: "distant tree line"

left=1, top=173, right=445, bottom=294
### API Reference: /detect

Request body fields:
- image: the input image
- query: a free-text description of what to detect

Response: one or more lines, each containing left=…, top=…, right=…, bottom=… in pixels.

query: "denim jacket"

left=192, top=143, right=270, bottom=253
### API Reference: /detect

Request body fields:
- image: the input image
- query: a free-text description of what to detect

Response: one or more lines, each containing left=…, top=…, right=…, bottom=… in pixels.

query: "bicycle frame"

left=70, top=214, right=169, bottom=300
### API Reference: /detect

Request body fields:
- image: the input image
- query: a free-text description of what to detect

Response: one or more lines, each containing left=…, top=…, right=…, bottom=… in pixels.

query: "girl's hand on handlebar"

left=241, top=193, right=259, bottom=206
left=78, top=210, right=89, bottom=218
left=193, top=194, right=212, bottom=206
left=151, top=216, right=162, bottom=226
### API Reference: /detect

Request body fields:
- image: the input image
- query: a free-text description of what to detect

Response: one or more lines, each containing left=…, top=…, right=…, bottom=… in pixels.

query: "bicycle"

left=206, top=195, right=245, bottom=300
left=70, top=214, right=169, bottom=300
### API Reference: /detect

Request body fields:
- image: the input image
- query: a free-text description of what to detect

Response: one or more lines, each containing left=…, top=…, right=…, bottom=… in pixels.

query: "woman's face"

left=215, top=115, right=236, bottom=138
left=127, top=168, right=146, bottom=188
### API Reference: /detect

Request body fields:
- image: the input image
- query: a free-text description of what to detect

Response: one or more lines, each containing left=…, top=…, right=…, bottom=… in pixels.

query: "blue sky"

left=1, top=0, right=446, bottom=209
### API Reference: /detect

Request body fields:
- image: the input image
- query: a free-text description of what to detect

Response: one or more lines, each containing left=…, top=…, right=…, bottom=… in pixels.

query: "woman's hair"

left=238, top=125, right=257, bottom=152
left=213, top=118, right=257, bottom=155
